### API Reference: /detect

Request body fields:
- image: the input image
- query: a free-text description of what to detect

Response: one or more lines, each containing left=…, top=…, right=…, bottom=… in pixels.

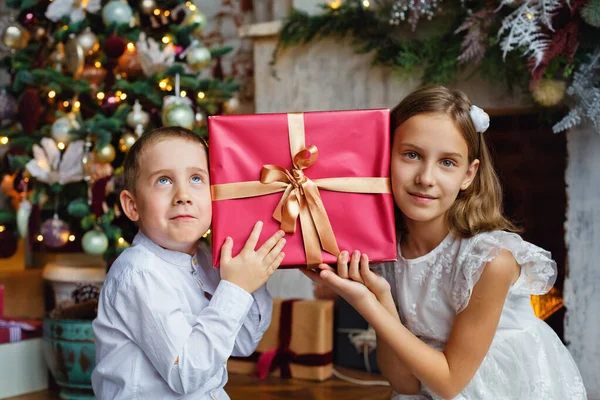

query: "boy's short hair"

left=123, top=126, right=208, bottom=193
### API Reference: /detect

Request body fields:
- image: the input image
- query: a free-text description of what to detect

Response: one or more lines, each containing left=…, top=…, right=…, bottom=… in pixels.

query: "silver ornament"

left=126, top=100, right=150, bottom=129
left=162, top=102, right=195, bottom=130
left=51, top=114, right=79, bottom=145
left=76, top=28, right=99, bottom=56
left=16, top=198, right=32, bottom=238
left=82, top=229, right=109, bottom=255
left=186, top=46, right=211, bottom=72
left=102, top=0, right=134, bottom=27
left=140, top=0, right=157, bottom=15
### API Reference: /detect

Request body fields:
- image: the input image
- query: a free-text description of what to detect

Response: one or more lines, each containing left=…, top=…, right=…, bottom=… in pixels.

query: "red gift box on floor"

left=0, top=285, right=43, bottom=344
left=209, top=110, right=397, bottom=268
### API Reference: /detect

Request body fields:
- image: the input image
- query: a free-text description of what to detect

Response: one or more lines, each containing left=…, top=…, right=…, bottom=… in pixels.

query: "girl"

left=305, top=86, right=586, bottom=399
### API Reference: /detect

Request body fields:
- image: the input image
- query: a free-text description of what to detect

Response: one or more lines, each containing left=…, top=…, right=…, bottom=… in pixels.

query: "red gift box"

left=0, top=284, right=42, bottom=344
left=0, top=318, right=42, bottom=344
left=209, top=109, right=397, bottom=268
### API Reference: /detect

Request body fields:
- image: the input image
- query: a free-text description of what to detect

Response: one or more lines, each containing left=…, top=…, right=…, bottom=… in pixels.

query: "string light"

left=197, top=92, right=205, bottom=99
left=166, top=85, right=173, bottom=91
left=162, top=36, right=171, bottom=44
left=164, top=10, right=170, bottom=17
left=73, top=100, right=81, bottom=109
left=48, top=90, right=56, bottom=98
left=362, top=0, right=370, bottom=7
left=68, top=235, right=76, bottom=242
left=189, top=4, right=196, bottom=11
left=118, top=237, right=125, bottom=245
left=329, top=0, right=341, bottom=9
left=153, top=9, right=160, bottom=15
left=97, top=92, right=105, bottom=100
left=57, top=142, right=65, bottom=150
left=0, top=137, right=8, bottom=145
left=63, top=100, right=70, bottom=107
left=180, top=90, right=187, bottom=97
left=159, top=79, right=168, bottom=90
left=0, top=226, right=5, bottom=233
left=120, top=93, right=127, bottom=100
left=94, top=61, right=102, bottom=68
left=127, top=42, right=135, bottom=52
left=37, top=235, right=43, bottom=242
left=185, top=1, right=191, bottom=6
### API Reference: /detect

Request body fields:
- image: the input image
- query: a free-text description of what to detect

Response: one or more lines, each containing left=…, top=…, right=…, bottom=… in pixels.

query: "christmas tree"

left=0, top=0, right=241, bottom=263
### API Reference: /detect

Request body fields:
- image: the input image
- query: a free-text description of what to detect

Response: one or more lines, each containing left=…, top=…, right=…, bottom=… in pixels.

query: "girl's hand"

left=325, top=251, right=392, bottom=301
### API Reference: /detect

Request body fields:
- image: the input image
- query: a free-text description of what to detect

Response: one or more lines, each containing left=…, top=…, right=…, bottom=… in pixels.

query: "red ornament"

left=103, top=35, right=127, bottom=59
left=18, top=88, right=43, bottom=135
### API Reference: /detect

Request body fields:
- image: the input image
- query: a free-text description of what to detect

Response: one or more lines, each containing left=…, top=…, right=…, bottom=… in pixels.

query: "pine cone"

left=71, top=283, right=101, bottom=304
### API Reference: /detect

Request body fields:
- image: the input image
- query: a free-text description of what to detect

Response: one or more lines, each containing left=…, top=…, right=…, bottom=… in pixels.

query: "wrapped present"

left=334, top=297, right=380, bottom=373
left=228, top=298, right=334, bottom=381
left=0, top=318, right=43, bottom=344
left=209, top=110, right=397, bottom=268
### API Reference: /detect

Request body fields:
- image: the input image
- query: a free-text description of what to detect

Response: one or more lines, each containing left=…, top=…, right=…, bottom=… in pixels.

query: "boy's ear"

left=120, top=190, right=140, bottom=222
left=461, top=159, right=480, bottom=191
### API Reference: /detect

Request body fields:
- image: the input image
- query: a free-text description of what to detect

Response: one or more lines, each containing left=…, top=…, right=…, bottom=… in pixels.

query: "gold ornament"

left=223, top=96, right=240, bottom=114
left=95, top=143, right=116, bottom=163
left=49, top=42, right=66, bottom=72
left=76, top=28, right=99, bottom=56
left=118, top=132, right=137, bottom=152
left=34, top=27, right=46, bottom=41
left=1, top=23, right=30, bottom=49
left=117, top=48, right=143, bottom=77
left=81, top=65, right=107, bottom=93
left=140, top=0, right=157, bottom=15
left=531, top=79, right=566, bottom=107
left=195, top=110, right=207, bottom=128
left=183, top=10, right=208, bottom=35
left=65, top=36, right=85, bottom=77
left=186, top=46, right=211, bottom=72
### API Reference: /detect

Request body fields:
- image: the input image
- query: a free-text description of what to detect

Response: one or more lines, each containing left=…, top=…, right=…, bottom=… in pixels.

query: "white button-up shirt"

left=92, top=231, right=272, bottom=399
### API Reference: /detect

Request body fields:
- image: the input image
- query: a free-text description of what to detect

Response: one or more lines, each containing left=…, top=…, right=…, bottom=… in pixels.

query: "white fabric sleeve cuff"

left=209, top=280, right=254, bottom=321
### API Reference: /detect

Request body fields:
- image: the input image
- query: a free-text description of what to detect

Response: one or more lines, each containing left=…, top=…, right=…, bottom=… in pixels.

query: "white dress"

left=374, top=231, right=587, bottom=400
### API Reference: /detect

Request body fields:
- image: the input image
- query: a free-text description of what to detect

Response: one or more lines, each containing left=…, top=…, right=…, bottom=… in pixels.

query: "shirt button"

left=192, top=259, right=197, bottom=265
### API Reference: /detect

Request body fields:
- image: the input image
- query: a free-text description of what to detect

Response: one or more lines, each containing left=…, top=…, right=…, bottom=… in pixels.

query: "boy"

left=92, top=127, right=286, bottom=399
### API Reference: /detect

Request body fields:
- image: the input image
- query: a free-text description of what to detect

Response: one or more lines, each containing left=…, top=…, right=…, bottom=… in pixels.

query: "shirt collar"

left=133, top=230, right=196, bottom=267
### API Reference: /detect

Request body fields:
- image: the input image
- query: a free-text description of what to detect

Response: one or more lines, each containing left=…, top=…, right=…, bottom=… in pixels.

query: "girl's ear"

left=120, top=190, right=140, bottom=222
left=461, top=159, right=480, bottom=191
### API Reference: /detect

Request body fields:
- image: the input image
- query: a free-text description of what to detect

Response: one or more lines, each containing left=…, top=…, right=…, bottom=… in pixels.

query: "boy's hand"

left=219, top=221, right=286, bottom=294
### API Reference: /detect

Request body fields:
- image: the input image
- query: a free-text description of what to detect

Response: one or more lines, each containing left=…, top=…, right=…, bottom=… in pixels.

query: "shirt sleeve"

left=231, top=283, right=273, bottom=357
left=110, top=268, right=253, bottom=395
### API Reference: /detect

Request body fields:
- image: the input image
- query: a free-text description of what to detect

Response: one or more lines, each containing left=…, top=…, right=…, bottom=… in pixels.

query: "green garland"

left=274, top=0, right=592, bottom=101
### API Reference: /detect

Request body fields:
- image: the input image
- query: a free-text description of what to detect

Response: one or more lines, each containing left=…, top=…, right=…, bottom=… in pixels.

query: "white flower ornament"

left=45, top=0, right=102, bottom=23
left=25, top=138, right=85, bottom=185
left=469, top=105, right=490, bottom=133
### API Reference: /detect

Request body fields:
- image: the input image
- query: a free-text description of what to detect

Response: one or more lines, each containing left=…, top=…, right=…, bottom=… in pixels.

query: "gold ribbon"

left=211, top=113, right=391, bottom=267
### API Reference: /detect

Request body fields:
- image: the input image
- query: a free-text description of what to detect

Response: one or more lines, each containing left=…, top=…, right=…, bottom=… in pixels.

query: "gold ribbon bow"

left=211, top=113, right=391, bottom=267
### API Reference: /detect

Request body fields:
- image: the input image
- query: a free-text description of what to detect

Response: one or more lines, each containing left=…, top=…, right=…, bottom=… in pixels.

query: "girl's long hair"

left=390, top=86, right=520, bottom=237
